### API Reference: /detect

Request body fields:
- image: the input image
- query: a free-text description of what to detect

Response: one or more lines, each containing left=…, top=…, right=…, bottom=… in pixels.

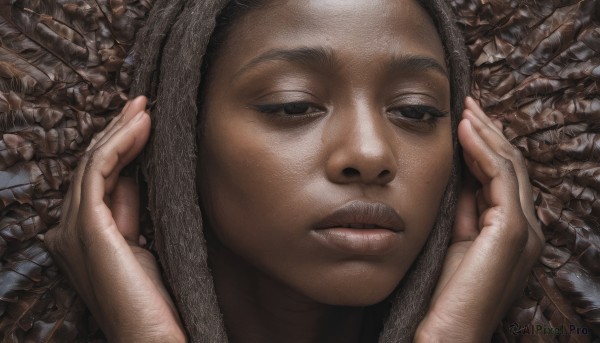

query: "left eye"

left=387, top=106, right=448, bottom=120
left=281, top=102, right=311, bottom=115
left=254, top=102, right=323, bottom=116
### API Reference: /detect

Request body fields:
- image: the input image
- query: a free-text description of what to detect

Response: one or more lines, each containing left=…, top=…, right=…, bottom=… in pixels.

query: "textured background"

left=0, top=0, right=598, bottom=341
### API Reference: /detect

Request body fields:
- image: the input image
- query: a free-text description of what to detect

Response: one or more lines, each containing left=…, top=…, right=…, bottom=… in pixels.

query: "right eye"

left=253, top=102, right=324, bottom=117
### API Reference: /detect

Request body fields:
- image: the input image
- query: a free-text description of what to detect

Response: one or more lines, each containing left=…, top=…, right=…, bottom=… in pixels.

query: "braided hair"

left=129, top=0, right=470, bottom=341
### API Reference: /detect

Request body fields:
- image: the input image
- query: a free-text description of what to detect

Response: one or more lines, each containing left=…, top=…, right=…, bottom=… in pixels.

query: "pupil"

left=403, top=108, right=424, bottom=119
left=284, top=103, right=309, bottom=115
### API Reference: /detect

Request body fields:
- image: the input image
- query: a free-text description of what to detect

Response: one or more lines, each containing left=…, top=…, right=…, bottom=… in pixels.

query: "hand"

left=44, top=97, right=186, bottom=343
left=415, top=97, right=544, bottom=342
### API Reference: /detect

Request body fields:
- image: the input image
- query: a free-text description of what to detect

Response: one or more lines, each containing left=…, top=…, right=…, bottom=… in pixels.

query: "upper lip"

left=313, top=200, right=405, bottom=232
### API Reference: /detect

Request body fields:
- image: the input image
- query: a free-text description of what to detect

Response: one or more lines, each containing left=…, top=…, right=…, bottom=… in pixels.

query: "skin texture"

left=198, top=0, right=451, bottom=306
left=43, top=0, right=544, bottom=342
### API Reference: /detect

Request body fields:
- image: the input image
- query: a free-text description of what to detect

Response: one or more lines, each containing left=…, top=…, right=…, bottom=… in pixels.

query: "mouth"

left=312, top=201, right=405, bottom=255
left=313, top=200, right=405, bottom=232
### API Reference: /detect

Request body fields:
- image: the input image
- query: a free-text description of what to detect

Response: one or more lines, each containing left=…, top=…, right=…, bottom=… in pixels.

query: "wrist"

left=415, top=313, right=489, bottom=343
left=110, top=327, right=187, bottom=343
left=113, top=334, right=187, bottom=343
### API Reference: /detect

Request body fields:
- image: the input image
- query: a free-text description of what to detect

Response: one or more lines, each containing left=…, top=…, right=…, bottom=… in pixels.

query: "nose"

left=325, top=104, right=397, bottom=186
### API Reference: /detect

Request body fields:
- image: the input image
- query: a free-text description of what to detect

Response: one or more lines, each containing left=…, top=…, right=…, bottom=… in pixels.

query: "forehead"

left=218, top=0, right=446, bottom=71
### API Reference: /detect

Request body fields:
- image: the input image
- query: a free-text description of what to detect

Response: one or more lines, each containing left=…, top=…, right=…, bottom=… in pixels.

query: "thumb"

left=110, top=176, right=140, bottom=245
left=452, top=173, right=479, bottom=244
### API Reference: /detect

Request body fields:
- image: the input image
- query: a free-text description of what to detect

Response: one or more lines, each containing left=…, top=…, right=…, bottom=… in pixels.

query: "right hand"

left=44, top=96, right=186, bottom=343
left=415, top=97, right=544, bottom=341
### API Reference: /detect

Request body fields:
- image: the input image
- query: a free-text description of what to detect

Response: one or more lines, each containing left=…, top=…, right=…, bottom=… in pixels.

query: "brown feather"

left=0, top=1, right=152, bottom=341
left=0, top=0, right=599, bottom=341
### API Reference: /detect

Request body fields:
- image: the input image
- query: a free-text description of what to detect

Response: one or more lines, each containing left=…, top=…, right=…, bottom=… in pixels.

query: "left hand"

left=44, top=97, right=186, bottom=343
left=415, top=97, right=544, bottom=342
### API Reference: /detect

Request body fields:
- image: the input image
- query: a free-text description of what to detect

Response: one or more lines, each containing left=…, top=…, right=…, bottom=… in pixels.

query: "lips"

left=313, top=200, right=405, bottom=232
left=311, top=200, right=405, bottom=255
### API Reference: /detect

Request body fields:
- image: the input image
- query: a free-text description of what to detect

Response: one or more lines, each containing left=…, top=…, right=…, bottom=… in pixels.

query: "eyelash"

left=253, top=102, right=448, bottom=127
left=253, top=102, right=324, bottom=117
left=387, top=105, right=449, bottom=125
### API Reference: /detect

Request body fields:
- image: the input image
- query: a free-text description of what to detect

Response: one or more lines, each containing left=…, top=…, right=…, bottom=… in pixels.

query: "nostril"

left=378, top=170, right=390, bottom=179
left=342, top=167, right=360, bottom=178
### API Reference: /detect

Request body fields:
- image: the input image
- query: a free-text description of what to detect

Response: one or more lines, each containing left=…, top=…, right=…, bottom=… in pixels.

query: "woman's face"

left=198, top=0, right=452, bottom=306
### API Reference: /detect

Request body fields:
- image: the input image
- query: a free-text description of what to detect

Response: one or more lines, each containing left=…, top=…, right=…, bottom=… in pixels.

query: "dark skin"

left=199, top=1, right=452, bottom=341
left=44, top=1, right=544, bottom=342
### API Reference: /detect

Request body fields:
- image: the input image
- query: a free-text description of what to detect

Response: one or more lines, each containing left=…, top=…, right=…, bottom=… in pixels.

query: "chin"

left=298, top=262, right=406, bottom=307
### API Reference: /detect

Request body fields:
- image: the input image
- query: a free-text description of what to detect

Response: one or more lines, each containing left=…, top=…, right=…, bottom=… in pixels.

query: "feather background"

left=0, top=0, right=598, bottom=341
left=0, top=1, right=152, bottom=341
left=452, top=0, right=600, bottom=341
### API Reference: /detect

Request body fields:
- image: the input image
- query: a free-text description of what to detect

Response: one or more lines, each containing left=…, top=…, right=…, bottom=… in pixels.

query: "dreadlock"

left=129, top=0, right=470, bottom=342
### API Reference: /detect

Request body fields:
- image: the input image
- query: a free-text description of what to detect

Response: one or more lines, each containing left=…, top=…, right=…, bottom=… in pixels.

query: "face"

left=197, top=0, right=452, bottom=306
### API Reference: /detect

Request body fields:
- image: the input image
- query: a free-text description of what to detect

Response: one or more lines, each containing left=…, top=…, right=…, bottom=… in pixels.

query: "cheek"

left=398, top=128, right=454, bottom=239
left=197, top=114, right=306, bottom=251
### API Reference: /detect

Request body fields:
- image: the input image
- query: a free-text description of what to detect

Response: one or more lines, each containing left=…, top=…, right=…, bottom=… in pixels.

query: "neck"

left=208, top=241, right=370, bottom=343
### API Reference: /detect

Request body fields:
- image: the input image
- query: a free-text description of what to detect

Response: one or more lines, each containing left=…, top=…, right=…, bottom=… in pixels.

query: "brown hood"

left=0, top=0, right=598, bottom=341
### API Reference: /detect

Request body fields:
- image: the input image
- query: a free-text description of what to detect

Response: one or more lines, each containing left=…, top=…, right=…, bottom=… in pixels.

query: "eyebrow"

left=388, top=54, right=449, bottom=78
left=232, top=46, right=448, bottom=80
left=232, top=47, right=336, bottom=81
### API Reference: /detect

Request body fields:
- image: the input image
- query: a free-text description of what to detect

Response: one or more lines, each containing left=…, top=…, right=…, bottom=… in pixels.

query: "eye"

left=253, top=102, right=324, bottom=117
left=387, top=105, right=448, bottom=121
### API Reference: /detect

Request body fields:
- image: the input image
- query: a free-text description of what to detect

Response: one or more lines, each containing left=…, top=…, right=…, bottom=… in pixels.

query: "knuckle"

left=77, top=228, right=94, bottom=252
left=490, top=207, right=528, bottom=250
left=499, top=143, right=527, bottom=171
left=493, top=155, right=516, bottom=176
left=81, top=149, right=96, bottom=165
left=85, top=148, right=106, bottom=169
left=508, top=146, right=527, bottom=169
left=506, top=215, right=529, bottom=251
left=512, top=147, right=526, bottom=165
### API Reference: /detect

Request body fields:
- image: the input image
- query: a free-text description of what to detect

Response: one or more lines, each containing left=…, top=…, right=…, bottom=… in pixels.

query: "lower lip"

left=312, top=227, right=401, bottom=255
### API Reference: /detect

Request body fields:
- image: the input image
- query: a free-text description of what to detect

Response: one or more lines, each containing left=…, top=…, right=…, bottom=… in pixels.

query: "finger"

left=96, top=111, right=150, bottom=194
left=86, top=100, right=133, bottom=152
left=432, top=174, right=480, bottom=304
left=475, top=189, right=487, bottom=218
left=81, top=111, right=150, bottom=209
left=462, top=150, right=487, bottom=186
left=492, top=119, right=503, bottom=131
left=89, top=96, right=148, bottom=152
left=62, top=156, right=88, bottom=220
left=463, top=99, right=531, bottom=203
left=428, top=210, right=529, bottom=338
left=110, top=176, right=141, bottom=245
left=69, top=97, right=147, bottom=212
left=465, top=97, right=503, bottom=136
left=452, top=176, right=479, bottom=244
left=458, top=119, right=520, bottom=210
left=462, top=107, right=541, bottom=240
left=79, top=203, right=175, bottom=335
